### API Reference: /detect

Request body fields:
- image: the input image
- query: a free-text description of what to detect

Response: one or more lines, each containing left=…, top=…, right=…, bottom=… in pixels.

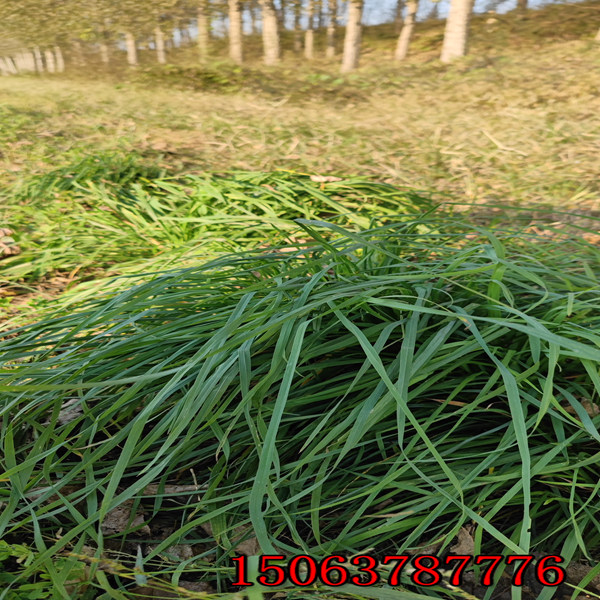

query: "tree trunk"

left=440, top=0, right=474, bottom=62
left=71, top=40, right=85, bottom=66
left=325, top=0, right=336, bottom=57
left=340, top=0, right=362, bottom=73
left=6, top=56, right=19, bottom=74
left=394, top=0, right=417, bottom=60
left=305, top=0, right=314, bottom=59
left=516, top=0, right=527, bottom=10
left=19, top=51, right=35, bottom=72
left=394, top=0, right=404, bottom=34
left=0, top=57, right=10, bottom=75
left=125, top=32, right=138, bottom=66
left=12, top=52, right=22, bottom=72
left=293, top=0, right=302, bottom=52
left=44, top=49, right=56, bottom=73
left=198, top=0, right=210, bottom=59
left=54, top=46, right=65, bottom=72
left=596, top=26, right=600, bottom=42
left=316, top=0, right=323, bottom=28
left=259, top=0, right=281, bottom=64
left=99, top=42, right=110, bottom=64
left=154, top=27, right=167, bottom=63
left=228, top=0, right=244, bottom=64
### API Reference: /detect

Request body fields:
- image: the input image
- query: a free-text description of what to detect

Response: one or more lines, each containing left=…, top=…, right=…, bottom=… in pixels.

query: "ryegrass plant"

left=1, top=216, right=600, bottom=599
left=1, top=162, right=432, bottom=294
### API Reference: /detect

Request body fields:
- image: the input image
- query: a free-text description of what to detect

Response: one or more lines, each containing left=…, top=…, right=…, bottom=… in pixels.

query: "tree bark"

left=440, top=0, right=474, bottom=62
left=124, top=32, right=138, bottom=66
left=198, top=0, right=210, bottom=59
left=154, top=27, right=167, bottom=63
left=596, top=26, right=600, bottom=42
left=325, top=0, right=336, bottom=57
left=44, top=49, right=56, bottom=73
left=12, top=52, right=22, bottom=72
left=293, top=0, right=302, bottom=52
left=394, top=0, right=417, bottom=60
left=228, top=0, right=244, bottom=64
left=259, top=0, right=281, bottom=64
left=340, top=0, right=362, bottom=73
left=19, top=51, right=35, bottom=72
left=305, top=0, right=314, bottom=59
left=6, top=56, right=19, bottom=74
left=316, top=0, right=323, bottom=29
left=54, top=46, right=65, bottom=72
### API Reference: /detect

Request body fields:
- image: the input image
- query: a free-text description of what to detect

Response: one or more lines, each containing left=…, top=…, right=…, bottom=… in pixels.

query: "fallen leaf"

left=309, top=175, right=343, bottom=183
left=43, top=398, right=83, bottom=426
left=200, top=522, right=259, bottom=556
left=564, top=399, right=600, bottom=419
left=450, top=527, right=475, bottom=555
left=101, top=500, right=151, bottom=536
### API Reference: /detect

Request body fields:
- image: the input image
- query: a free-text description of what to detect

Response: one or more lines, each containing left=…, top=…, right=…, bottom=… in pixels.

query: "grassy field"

left=1, top=2, right=599, bottom=205
left=1, top=3, right=600, bottom=599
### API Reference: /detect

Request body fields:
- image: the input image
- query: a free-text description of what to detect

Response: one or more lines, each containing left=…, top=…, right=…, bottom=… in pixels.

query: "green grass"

left=0, top=159, right=434, bottom=318
left=1, top=215, right=600, bottom=599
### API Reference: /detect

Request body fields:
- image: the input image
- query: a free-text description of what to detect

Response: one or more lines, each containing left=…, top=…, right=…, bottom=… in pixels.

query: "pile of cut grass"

left=0, top=157, right=433, bottom=305
left=1, top=216, right=600, bottom=599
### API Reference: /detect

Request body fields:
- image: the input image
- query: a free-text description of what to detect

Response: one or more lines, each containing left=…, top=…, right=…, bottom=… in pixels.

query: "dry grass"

left=1, top=2, right=599, bottom=211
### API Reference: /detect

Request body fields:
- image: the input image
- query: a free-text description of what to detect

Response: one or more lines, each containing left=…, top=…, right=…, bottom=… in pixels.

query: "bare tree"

left=2, top=57, right=18, bottom=74
left=45, top=48, right=56, bottom=72
left=228, top=0, right=243, bottom=63
left=197, top=0, right=210, bottom=60
left=33, top=46, right=44, bottom=71
left=0, top=57, right=12, bottom=75
left=394, top=0, right=417, bottom=60
left=124, top=31, right=138, bottom=66
left=293, top=0, right=302, bottom=51
left=54, top=45, right=64, bottom=71
left=394, top=0, right=404, bottom=34
left=517, top=0, right=527, bottom=10
left=340, top=0, right=362, bottom=73
left=305, top=0, right=314, bottom=59
left=259, top=0, right=281, bottom=64
left=595, top=26, right=600, bottom=42
left=99, top=19, right=111, bottom=65
left=440, top=0, right=474, bottom=62
left=325, top=0, right=336, bottom=57
left=154, top=27, right=166, bottom=63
